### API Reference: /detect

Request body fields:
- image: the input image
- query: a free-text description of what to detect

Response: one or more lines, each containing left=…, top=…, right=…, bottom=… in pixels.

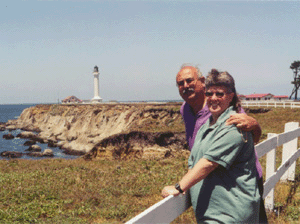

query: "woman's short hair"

left=206, top=69, right=241, bottom=112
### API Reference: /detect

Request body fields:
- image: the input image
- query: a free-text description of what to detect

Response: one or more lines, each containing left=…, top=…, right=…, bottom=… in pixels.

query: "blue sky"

left=1, top=1, right=299, bottom=104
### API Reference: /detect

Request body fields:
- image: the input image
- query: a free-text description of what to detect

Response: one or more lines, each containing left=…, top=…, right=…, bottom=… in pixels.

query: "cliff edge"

left=6, top=103, right=187, bottom=158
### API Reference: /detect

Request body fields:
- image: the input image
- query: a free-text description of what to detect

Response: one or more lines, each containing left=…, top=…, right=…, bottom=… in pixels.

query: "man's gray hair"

left=180, top=63, right=203, bottom=78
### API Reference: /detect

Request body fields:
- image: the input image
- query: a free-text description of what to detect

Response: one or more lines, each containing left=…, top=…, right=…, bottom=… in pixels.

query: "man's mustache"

left=182, top=88, right=195, bottom=94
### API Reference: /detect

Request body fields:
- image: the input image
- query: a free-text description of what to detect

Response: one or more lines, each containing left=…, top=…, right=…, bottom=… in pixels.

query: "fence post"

left=280, top=122, right=299, bottom=182
left=264, top=133, right=277, bottom=211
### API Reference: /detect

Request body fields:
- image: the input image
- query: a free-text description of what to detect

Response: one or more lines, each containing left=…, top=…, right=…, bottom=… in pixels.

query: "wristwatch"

left=175, top=183, right=184, bottom=193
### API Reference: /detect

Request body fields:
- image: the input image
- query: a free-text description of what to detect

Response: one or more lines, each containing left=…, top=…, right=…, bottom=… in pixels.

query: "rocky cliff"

left=5, top=103, right=187, bottom=158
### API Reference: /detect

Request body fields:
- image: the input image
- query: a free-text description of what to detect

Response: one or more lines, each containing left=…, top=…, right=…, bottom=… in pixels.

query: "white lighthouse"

left=91, top=65, right=102, bottom=102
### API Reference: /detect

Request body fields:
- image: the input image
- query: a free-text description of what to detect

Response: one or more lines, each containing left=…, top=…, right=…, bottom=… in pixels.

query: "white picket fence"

left=126, top=122, right=300, bottom=224
left=241, top=100, right=300, bottom=108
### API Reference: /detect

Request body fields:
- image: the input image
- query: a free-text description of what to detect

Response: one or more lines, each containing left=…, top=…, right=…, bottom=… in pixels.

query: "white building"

left=239, top=93, right=289, bottom=101
left=91, top=65, right=102, bottom=103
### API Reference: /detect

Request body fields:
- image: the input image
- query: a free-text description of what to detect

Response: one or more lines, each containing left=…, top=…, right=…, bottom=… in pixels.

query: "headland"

left=2, top=102, right=188, bottom=159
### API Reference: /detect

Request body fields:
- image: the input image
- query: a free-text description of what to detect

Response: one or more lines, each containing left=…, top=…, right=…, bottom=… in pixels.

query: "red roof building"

left=61, top=96, right=82, bottom=104
left=239, top=93, right=289, bottom=101
left=273, top=95, right=289, bottom=101
left=240, top=93, right=273, bottom=101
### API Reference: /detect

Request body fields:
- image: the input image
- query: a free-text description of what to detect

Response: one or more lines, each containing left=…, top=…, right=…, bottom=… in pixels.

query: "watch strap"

left=175, top=183, right=184, bottom=193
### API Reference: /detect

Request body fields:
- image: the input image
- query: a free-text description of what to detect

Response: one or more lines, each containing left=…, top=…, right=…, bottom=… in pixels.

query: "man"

left=176, top=65, right=268, bottom=223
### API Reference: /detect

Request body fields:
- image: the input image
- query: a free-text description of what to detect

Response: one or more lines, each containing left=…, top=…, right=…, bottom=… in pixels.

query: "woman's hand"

left=161, top=186, right=180, bottom=198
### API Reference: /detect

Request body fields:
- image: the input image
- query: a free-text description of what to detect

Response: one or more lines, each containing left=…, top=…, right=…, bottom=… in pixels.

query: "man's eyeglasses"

left=177, top=78, right=196, bottom=87
left=205, top=91, right=226, bottom=98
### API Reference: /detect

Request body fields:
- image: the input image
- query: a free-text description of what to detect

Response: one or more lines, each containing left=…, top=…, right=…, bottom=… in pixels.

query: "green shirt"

left=188, top=106, right=260, bottom=223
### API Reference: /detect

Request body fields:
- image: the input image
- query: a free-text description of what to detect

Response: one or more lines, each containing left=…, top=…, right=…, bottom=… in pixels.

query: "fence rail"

left=126, top=122, right=300, bottom=224
left=241, top=101, right=300, bottom=108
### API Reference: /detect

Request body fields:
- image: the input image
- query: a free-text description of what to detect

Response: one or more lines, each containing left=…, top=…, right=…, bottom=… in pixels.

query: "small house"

left=273, top=95, right=289, bottom=101
left=61, top=96, right=82, bottom=104
left=243, top=93, right=274, bottom=101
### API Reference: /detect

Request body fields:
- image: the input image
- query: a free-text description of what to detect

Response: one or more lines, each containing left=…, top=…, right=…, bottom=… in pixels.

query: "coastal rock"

left=87, top=131, right=188, bottom=159
left=6, top=125, right=17, bottom=131
left=27, top=149, right=54, bottom=157
left=16, top=131, right=44, bottom=143
left=16, top=131, right=36, bottom=139
left=0, top=151, right=23, bottom=158
left=47, top=139, right=58, bottom=148
left=0, top=123, right=6, bottom=131
left=26, top=144, right=42, bottom=152
left=21, top=127, right=41, bottom=133
left=59, top=141, right=87, bottom=156
left=23, top=140, right=36, bottom=146
left=56, top=141, right=65, bottom=148
left=3, top=133, right=14, bottom=140
left=43, top=149, right=54, bottom=157
left=26, top=152, right=43, bottom=157
left=7, top=103, right=184, bottom=155
left=63, top=148, right=86, bottom=156
left=97, top=131, right=187, bottom=150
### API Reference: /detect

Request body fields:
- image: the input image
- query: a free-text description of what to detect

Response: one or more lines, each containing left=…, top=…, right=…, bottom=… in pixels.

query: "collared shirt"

left=188, top=106, right=260, bottom=223
left=180, top=101, right=263, bottom=179
left=180, top=102, right=211, bottom=150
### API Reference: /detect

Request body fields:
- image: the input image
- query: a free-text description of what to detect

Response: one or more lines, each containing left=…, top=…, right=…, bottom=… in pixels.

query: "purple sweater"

left=180, top=102, right=263, bottom=179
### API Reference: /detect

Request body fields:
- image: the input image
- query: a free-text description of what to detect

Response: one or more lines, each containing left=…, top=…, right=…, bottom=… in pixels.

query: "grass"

left=0, top=157, right=190, bottom=223
left=248, top=107, right=300, bottom=140
left=1, top=107, right=300, bottom=223
left=248, top=107, right=300, bottom=223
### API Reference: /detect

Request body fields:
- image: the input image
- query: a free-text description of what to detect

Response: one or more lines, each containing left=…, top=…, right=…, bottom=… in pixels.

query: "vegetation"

left=290, top=60, right=300, bottom=100
left=1, top=107, right=300, bottom=223
left=0, top=157, right=189, bottom=223
left=248, top=107, right=300, bottom=223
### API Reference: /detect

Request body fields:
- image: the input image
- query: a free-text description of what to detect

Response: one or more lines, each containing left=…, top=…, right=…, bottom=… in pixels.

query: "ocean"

left=0, top=104, right=79, bottom=160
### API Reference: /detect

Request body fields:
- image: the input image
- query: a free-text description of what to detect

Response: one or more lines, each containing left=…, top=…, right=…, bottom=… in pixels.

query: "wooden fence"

left=241, top=101, right=300, bottom=109
left=126, top=122, right=300, bottom=224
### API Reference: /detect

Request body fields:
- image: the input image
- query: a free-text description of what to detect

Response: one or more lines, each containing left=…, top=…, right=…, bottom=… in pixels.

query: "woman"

left=162, top=69, right=260, bottom=223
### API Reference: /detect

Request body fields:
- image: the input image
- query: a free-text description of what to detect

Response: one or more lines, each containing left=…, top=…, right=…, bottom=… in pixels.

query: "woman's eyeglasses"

left=205, top=91, right=225, bottom=98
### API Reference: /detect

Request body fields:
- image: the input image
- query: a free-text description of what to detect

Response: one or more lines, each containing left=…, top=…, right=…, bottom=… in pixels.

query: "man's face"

left=176, top=67, right=205, bottom=104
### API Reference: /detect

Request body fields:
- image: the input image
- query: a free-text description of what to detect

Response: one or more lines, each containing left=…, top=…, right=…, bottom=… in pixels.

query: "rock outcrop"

left=0, top=125, right=6, bottom=131
left=23, top=140, right=36, bottom=146
left=16, top=131, right=44, bottom=143
left=27, top=149, right=54, bottom=157
left=43, top=149, right=54, bottom=157
left=5, top=103, right=186, bottom=156
left=3, top=133, right=14, bottom=140
left=25, top=145, right=42, bottom=152
left=1, top=151, right=23, bottom=158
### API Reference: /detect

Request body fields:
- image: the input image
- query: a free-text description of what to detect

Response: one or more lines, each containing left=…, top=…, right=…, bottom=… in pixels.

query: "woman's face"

left=206, top=85, right=234, bottom=120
